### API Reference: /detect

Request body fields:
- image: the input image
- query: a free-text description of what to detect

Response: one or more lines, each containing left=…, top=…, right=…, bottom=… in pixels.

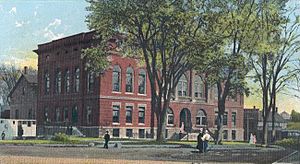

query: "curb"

left=272, top=150, right=299, bottom=164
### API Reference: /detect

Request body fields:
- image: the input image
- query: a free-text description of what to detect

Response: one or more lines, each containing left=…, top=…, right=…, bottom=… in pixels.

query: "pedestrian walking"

left=1, top=131, right=5, bottom=140
left=104, top=131, right=110, bottom=149
left=197, top=128, right=204, bottom=153
left=201, top=129, right=211, bottom=153
left=253, top=134, right=257, bottom=144
left=249, top=133, right=254, bottom=144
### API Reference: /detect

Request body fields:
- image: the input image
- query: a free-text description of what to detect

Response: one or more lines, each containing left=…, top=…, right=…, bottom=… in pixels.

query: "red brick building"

left=34, top=31, right=244, bottom=141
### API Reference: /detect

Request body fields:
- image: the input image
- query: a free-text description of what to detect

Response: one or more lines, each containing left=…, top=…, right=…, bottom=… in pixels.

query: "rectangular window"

left=126, top=129, right=133, bottom=137
left=74, top=68, right=80, bottom=93
left=113, top=105, right=120, bottom=123
left=223, top=130, right=228, bottom=140
left=15, top=110, right=19, bottom=119
left=223, top=112, right=228, bottom=125
left=139, top=129, right=145, bottom=138
left=87, top=72, right=95, bottom=93
left=63, top=108, right=68, bottom=122
left=112, top=129, right=120, bottom=137
left=65, top=70, right=70, bottom=93
left=214, top=112, right=218, bottom=126
left=232, top=112, right=237, bottom=126
left=126, top=106, right=133, bottom=123
left=232, top=130, right=236, bottom=140
left=138, top=71, right=146, bottom=94
left=138, top=106, right=145, bottom=124
left=55, top=108, right=60, bottom=122
left=87, top=107, right=92, bottom=125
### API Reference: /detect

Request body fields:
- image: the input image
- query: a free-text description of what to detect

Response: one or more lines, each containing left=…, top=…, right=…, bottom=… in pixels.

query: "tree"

left=193, top=0, right=258, bottom=144
left=248, top=0, right=295, bottom=145
left=0, top=64, right=21, bottom=107
left=85, top=0, right=217, bottom=141
left=291, top=110, right=300, bottom=122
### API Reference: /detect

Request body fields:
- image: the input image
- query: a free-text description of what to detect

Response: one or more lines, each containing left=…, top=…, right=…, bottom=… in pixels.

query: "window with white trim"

left=112, top=65, right=121, bottom=92
left=167, top=108, right=174, bottom=125
left=196, top=109, right=207, bottom=126
left=177, top=75, right=188, bottom=97
left=126, top=67, right=134, bottom=92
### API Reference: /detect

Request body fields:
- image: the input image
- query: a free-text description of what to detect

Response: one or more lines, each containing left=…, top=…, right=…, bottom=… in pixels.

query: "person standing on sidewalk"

left=1, top=131, right=5, bottom=140
left=197, top=128, right=204, bottom=153
left=104, top=131, right=110, bottom=149
left=202, top=129, right=211, bottom=153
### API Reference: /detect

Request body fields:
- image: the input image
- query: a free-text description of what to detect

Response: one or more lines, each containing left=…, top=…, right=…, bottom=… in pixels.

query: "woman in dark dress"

left=197, top=128, right=204, bottom=153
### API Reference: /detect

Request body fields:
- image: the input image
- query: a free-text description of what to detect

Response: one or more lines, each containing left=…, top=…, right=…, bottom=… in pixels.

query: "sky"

left=0, top=0, right=300, bottom=114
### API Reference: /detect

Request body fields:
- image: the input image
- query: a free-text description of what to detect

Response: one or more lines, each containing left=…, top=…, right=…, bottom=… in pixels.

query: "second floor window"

left=194, top=75, right=204, bottom=98
left=87, top=71, right=95, bottom=93
left=177, top=75, right=188, bottom=97
left=44, top=71, right=50, bottom=95
left=72, top=106, right=78, bottom=124
left=112, top=65, right=121, bottom=92
left=65, top=70, right=70, bottom=93
left=55, top=70, right=62, bottom=94
left=63, top=107, right=68, bottom=122
left=74, top=68, right=80, bottom=93
left=138, top=69, right=146, bottom=94
left=126, top=67, right=134, bottom=92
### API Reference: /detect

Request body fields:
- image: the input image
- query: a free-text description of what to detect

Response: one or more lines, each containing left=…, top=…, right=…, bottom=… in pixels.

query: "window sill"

left=125, top=123, right=133, bottom=126
left=167, top=124, right=174, bottom=127
left=112, top=123, right=120, bottom=125
left=137, top=93, right=147, bottom=96
left=125, top=92, right=134, bottom=94
left=138, top=123, right=145, bottom=126
left=112, top=91, right=122, bottom=94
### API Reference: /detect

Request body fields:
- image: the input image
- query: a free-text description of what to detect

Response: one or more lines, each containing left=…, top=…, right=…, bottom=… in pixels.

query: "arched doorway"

left=179, top=108, right=192, bottom=133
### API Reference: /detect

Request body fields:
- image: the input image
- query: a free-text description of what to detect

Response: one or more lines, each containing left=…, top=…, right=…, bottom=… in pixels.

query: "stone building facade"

left=8, top=68, right=37, bottom=119
left=34, top=31, right=244, bottom=141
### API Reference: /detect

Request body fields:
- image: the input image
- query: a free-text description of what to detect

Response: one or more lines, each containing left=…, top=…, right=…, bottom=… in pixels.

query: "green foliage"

left=51, top=133, right=70, bottom=143
left=291, top=110, right=300, bottom=122
left=275, top=138, right=300, bottom=150
left=287, top=122, right=300, bottom=130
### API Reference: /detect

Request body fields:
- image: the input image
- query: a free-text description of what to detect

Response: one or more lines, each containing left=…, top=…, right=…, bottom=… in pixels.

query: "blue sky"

left=0, top=0, right=89, bottom=66
left=0, top=0, right=300, bottom=113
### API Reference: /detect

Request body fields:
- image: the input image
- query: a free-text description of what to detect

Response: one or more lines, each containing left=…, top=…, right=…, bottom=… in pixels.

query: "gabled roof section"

left=8, top=73, right=37, bottom=98
left=258, top=111, right=287, bottom=123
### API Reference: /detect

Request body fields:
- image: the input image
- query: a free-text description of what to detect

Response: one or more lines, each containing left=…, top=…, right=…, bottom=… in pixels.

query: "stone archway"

left=179, top=108, right=192, bottom=133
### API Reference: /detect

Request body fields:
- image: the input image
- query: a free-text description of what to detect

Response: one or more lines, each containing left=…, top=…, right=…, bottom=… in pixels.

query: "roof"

left=8, top=73, right=37, bottom=98
left=23, top=74, right=37, bottom=84
left=258, top=111, right=287, bottom=123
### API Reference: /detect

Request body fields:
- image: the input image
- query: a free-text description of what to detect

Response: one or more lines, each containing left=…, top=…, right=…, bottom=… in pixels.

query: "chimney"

left=24, top=66, right=28, bottom=74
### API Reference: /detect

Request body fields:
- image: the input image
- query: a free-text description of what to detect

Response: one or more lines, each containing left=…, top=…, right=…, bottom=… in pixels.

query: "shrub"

left=51, top=133, right=70, bottom=143
left=275, top=138, right=300, bottom=150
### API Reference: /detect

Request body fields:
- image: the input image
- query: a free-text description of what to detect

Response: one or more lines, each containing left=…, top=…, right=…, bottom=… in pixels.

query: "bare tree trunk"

left=271, top=93, right=276, bottom=143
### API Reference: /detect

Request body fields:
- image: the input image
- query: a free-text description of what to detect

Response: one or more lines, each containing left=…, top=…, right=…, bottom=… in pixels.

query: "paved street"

left=0, top=144, right=294, bottom=164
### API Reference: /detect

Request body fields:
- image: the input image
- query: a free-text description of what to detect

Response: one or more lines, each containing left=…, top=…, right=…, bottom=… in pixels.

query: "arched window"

left=138, top=69, right=146, bottom=94
left=177, top=75, right=188, bottom=97
left=44, top=71, right=50, bottom=95
left=87, top=71, right=95, bottom=93
left=55, top=70, right=62, bottom=94
left=126, top=67, right=134, bottom=92
left=74, top=68, right=80, bottom=93
left=196, top=109, right=207, bottom=126
left=65, top=69, right=70, bottom=93
left=194, top=75, right=204, bottom=98
left=112, top=65, right=121, bottom=92
left=167, top=108, right=174, bottom=125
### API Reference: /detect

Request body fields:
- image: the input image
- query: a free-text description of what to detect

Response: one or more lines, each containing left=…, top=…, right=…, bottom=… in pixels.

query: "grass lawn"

left=287, top=121, right=300, bottom=130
